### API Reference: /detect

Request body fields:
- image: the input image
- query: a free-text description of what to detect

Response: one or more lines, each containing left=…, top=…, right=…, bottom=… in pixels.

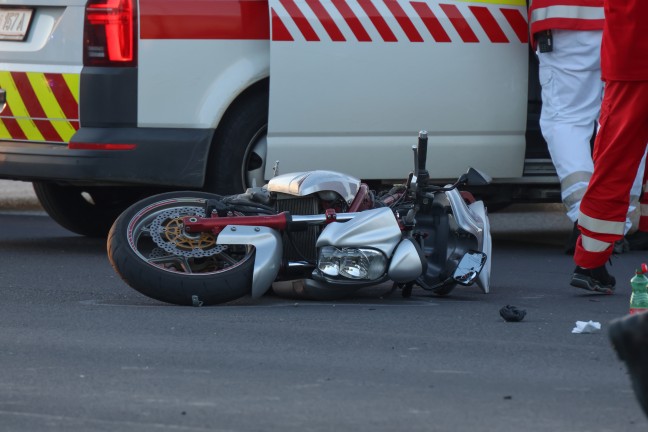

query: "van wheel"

left=33, top=182, right=151, bottom=237
left=204, top=90, right=268, bottom=193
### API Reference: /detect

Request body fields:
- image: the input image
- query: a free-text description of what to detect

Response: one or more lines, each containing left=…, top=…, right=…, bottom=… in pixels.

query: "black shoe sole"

left=570, top=273, right=615, bottom=294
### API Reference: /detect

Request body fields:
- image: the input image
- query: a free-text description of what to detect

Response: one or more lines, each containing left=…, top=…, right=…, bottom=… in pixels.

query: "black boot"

left=570, top=264, right=616, bottom=294
left=565, top=222, right=579, bottom=255
left=614, top=238, right=631, bottom=254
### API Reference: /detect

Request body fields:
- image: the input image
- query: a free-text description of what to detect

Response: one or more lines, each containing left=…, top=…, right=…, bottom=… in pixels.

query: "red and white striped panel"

left=271, top=0, right=528, bottom=43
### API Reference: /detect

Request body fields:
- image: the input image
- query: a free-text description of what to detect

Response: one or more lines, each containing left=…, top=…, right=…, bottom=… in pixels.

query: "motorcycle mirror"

left=452, top=251, right=487, bottom=286
left=463, top=167, right=492, bottom=186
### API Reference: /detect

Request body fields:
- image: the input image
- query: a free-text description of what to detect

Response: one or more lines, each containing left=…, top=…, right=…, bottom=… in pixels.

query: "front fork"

left=216, top=226, right=283, bottom=299
left=414, top=189, right=490, bottom=293
left=414, top=195, right=453, bottom=286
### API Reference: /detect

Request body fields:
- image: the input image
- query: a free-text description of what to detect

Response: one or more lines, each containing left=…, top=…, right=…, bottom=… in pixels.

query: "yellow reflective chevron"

left=0, top=71, right=80, bottom=143
left=27, top=72, right=77, bottom=141
left=62, top=74, right=80, bottom=103
left=0, top=71, right=43, bottom=141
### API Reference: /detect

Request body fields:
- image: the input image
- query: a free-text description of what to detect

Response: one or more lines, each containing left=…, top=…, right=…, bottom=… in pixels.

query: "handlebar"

left=414, top=130, right=430, bottom=191
left=408, top=130, right=489, bottom=199
left=417, top=130, right=428, bottom=174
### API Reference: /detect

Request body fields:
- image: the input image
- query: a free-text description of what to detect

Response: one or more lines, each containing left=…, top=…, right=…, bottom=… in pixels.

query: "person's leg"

left=614, top=151, right=647, bottom=252
left=573, top=81, right=648, bottom=281
left=627, top=151, right=646, bottom=234
left=627, top=156, right=648, bottom=249
left=538, top=30, right=602, bottom=223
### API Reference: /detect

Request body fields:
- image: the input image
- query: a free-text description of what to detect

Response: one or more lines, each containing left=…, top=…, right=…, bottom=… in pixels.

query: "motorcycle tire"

left=107, top=191, right=255, bottom=306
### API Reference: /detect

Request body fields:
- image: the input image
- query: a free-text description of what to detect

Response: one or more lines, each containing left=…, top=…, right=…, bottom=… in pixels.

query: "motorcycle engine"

left=275, top=195, right=320, bottom=262
left=267, top=170, right=361, bottom=263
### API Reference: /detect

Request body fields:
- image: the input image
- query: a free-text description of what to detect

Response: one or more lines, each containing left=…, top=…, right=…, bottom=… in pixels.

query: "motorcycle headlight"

left=317, top=246, right=386, bottom=281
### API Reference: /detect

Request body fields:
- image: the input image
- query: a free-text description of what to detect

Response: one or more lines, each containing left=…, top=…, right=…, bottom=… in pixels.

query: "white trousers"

left=538, top=29, right=644, bottom=232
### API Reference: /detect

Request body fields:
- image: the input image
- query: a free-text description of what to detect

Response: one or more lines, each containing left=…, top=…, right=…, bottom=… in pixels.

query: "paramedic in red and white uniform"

left=571, top=0, right=648, bottom=293
left=529, top=0, right=643, bottom=254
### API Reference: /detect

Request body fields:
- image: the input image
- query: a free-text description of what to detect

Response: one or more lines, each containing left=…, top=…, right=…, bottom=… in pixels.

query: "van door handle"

left=0, top=88, right=6, bottom=113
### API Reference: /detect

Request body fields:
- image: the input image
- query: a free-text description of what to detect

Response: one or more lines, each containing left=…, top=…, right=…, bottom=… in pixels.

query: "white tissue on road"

left=572, top=320, right=601, bottom=334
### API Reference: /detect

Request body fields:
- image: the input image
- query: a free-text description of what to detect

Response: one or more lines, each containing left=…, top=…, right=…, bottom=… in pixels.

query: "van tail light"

left=83, top=0, right=137, bottom=67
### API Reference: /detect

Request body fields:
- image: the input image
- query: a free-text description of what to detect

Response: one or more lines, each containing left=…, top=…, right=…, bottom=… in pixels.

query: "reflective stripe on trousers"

left=575, top=81, right=648, bottom=268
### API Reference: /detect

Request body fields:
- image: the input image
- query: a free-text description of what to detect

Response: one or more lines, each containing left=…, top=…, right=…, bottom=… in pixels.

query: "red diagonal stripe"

left=34, top=119, right=64, bottom=142
left=44, top=73, right=79, bottom=120
left=500, top=8, right=528, bottom=43
left=470, top=6, right=508, bottom=43
left=410, top=2, right=451, bottom=42
left=384, top=0, right=423, bottom=42
left=9, top=72, right=61, bottom=142
left=357, top=0, right=397, bottom=42
left=331, top=0, right=372, bottom=41
left=440, top=4, right=478, bottom=43
left=272, top=8, right=294, bottom=41
left=306, top=0, right=346, bottom=41
left=280, top=0, right=320, bottom=41
left=0, top=105, right=28, bottom=140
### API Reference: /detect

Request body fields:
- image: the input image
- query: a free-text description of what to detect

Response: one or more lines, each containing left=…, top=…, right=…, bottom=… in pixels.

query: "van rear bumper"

left=0, top=127, right=213, bottom=187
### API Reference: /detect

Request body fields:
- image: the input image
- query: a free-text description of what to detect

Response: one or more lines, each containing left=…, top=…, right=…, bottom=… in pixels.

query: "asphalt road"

left=0, top=185, right=647, bottom=431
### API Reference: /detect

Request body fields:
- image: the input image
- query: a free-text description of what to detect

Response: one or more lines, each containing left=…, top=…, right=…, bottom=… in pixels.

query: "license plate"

left=0, top=8, right=34, bottom=42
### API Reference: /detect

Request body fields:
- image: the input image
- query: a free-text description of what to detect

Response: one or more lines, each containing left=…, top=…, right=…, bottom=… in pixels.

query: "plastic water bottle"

left=630, top=263, right=648, bottom=314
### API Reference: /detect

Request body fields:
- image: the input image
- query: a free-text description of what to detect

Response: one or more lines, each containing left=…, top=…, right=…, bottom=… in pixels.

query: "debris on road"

left=499, top=305, right=526, bottom=322
left=572, top=320, right=601, bottom=334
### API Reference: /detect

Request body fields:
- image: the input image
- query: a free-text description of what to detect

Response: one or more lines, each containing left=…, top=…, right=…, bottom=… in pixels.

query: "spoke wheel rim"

left=126, top=198, right=253, bottom=275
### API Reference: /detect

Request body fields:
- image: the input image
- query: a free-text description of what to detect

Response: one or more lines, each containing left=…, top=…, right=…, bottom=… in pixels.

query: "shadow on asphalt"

left=0, top=236, right=106, bottom=255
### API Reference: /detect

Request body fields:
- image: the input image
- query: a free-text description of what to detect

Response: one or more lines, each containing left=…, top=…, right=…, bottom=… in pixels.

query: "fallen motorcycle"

left=107, top=131, right=492, bottom=306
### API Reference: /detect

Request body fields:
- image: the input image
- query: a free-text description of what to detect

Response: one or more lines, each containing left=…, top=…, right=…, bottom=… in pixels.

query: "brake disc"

left=149, top=207, right=227, bottom=257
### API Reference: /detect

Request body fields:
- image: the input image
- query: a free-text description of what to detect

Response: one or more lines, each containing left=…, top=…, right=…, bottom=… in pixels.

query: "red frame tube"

left=183, top=212, right=290, bottom=234
left=348, top=183, right=372, bottom=212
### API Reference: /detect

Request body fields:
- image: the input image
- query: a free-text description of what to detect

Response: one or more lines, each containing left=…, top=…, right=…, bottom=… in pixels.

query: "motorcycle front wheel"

left=107, top=191, right=255, bottom=306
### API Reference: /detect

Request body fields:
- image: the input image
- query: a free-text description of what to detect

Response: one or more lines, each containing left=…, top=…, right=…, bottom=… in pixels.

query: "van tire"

left=33, top=182, right=150, bottom=237
left=204, top=90, right=269, bottom=194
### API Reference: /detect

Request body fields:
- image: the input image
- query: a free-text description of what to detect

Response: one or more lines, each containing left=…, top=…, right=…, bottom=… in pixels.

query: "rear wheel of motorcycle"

left=107, top=191, right=255, bottom=306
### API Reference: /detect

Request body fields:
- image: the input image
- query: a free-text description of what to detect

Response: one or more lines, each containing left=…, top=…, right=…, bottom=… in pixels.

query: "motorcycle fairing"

left=444, top=188, right=485, bottom=244
left=467, top=200, right=492, bottom=294
left=443, top=188, right=491, bottom=294
left=267, top=170, right=360, bottom=202
left=315, top=207, right=402, bottom=257
left=216, top=225, right=283, bottom=298
left=388, top=238, right=427, bottom=283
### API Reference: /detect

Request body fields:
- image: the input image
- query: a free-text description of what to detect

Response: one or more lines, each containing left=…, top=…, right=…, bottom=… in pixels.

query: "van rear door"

left=266, top=0, right=529, bottom=181
left=0, top=1, right=86, bottom=145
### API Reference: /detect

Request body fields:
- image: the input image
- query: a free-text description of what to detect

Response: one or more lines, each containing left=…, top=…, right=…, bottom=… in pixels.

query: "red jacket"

left=528, top=0, right=604, bottom=49
left=601, top=0, right=648, bottom=81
